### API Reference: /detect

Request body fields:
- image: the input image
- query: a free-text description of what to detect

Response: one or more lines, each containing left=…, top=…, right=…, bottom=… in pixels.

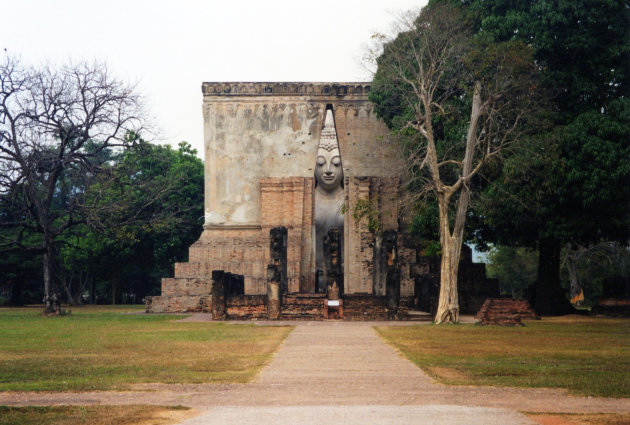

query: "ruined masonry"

left=145, top=82, right=498, bottom=319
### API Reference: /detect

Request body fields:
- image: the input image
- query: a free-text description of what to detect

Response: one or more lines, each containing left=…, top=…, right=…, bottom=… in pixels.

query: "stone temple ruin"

left=145, top=82, right=498, bottom=319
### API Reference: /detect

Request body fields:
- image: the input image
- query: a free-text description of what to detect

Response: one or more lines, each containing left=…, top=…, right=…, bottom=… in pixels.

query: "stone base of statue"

left=324, top=298, right=343, bottom=320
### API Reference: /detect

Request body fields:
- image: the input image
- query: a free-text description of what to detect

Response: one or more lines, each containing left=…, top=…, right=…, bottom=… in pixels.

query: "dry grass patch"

left=376, top=316, right=630, bottom=397
left=0, top=405, right=196, bottom=425
left=525, top=413, right=630, bottom=425
left=0, top=306, right=292, bottom=391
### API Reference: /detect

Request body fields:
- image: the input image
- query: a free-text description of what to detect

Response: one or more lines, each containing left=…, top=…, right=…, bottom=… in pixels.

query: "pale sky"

left=2, top=0, right=426, bottom=157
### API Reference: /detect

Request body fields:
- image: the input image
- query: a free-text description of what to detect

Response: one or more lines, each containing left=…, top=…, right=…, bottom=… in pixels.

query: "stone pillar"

left=267, top=264, right=282, bottom=319
left=211, top=270, right=227, bottom=320
left=383, top=230, right=400, bottom=314
left=324, top=227, right=343, bottom=299
left=270, top=227, right=288, bottom=294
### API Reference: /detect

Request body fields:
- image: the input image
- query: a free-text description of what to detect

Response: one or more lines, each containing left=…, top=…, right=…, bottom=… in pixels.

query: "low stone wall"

left=145, top=295, right=212, bottom=313
left=476, top=298, right=538, bottom=326
left=280, top=294, right=327, bottom=320
left=343, top=295, right=416, bottom=320
left=226, top=295, right=267, bottom=320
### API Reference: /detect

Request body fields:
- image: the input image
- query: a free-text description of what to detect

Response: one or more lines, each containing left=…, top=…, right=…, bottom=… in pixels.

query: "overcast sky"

left=2, top=0, right=426, bottom=157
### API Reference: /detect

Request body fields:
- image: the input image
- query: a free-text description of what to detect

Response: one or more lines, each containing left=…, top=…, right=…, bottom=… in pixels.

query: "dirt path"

left=1, top=321, right=629, bottom=421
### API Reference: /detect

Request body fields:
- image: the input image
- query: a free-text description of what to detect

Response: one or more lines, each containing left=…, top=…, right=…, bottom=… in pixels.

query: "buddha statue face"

left=315, top=151, right=343, bottom=191
left=315, top=109, right=343, bottom=192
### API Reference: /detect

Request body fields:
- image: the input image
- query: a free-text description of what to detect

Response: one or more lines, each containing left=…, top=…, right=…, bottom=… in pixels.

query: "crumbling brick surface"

left=226, top=295, right=268, bottom=320
left=280, top=294, right=326, bottom=320
left=343, top=295, right=389, bottom=321
left=476, top=298, right=539, bottom=326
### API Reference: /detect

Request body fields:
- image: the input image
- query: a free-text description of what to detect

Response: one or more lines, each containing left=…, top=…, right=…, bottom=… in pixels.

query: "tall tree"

left=455, top=0, right=630, bottom=314
left=369, top=3, right=541, bottom=323
left=0, top=56, right=143, bottom=313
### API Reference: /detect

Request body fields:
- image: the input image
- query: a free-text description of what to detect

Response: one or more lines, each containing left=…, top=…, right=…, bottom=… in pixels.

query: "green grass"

left=376, top=316, right=630, bottom=398
left=0, top=305, right=292, bottom=391
left=0, top=405, right=194, bottom=425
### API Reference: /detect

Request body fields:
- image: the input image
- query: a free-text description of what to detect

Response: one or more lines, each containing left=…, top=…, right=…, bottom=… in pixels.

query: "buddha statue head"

left=315, top=109, right=343, bottom=192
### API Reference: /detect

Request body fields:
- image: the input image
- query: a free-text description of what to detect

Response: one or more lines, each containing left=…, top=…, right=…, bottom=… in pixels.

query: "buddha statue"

left=315, top=109, right=344, bottom=294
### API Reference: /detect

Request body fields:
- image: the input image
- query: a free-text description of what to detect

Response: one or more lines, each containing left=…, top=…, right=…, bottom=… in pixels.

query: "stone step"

left=161, top=277, right=212, bottom=297
left=279, top=311, right=324, bottom=320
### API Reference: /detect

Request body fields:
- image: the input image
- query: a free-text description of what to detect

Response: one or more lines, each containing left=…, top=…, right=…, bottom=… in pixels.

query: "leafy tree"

left=0, top=55, right=143, bottom=313
left=59, top=140, right=204, bottom=304
left=452, top=0, right=630, bottom=314
left=369, top=3, right=541, bottom=323
left=486, top=246, right=538, bottom=298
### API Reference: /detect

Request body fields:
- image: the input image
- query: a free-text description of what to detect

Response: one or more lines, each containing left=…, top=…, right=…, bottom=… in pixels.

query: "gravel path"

left=180, top=405, right=536, bottom=425
left=1, top=321, right=629, bottom=424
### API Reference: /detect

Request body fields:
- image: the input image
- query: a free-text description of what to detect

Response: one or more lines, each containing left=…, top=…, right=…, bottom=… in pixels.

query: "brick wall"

left=261, top=177, right=314, bottom=293
left=343, top=176, right=414, bottom=296
left=186, top=226, right=267, bottom=294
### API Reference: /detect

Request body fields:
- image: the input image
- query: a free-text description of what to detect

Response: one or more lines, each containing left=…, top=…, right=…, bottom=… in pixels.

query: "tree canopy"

left=456, top=0, right=630, bottom=313
left=59, top=139, right=204, bottom=304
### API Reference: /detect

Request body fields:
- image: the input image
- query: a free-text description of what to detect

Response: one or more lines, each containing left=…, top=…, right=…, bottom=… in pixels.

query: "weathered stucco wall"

left=201, top=82, right=404, bottom=226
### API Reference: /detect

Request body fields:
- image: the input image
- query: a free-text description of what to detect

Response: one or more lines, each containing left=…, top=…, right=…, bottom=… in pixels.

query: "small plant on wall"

left=345, top=199, right=381, bottom=234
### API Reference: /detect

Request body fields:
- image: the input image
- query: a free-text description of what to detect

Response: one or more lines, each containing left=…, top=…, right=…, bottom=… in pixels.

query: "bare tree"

left=370, top=4, right=540, bottom=323
left=0, top=55, right=143, bottom=313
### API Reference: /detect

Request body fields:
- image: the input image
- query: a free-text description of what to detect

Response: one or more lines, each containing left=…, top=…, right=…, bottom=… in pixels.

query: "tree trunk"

left=534, top=237, right=573, bottom=315
left=60, top=271, right=83, bottom=306
left=434, top=196, right=463, bottom=324
left=112, top=278, right=117, bottom=305
left=565, top=245, right=583, bottom=300
left=89, top=274, right=94, bottom=305
left=435, top=235, right=461, bottom=323
left=42, top=244, right=59, bottom=314
left=433, top=82, right=481, bottom=324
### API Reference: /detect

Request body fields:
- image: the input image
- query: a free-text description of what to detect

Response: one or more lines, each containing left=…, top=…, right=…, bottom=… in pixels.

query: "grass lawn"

left=0, top=405, right=195, bottom=425
left=376, top=316, right=630, bottom=398
left=0, top=305, right=292, bottom=391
